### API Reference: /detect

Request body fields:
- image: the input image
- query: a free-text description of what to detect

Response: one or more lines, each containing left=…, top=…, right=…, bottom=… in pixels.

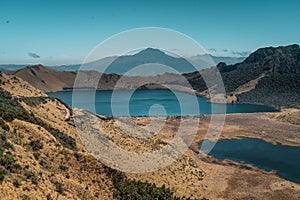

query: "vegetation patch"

left=0, top=88, right=77, bottom=150
left=20, top=194, right=31, bottom=200
left=24, top=170, right=38, bottom=184
left=0, top=88, right=41, bottom=124
left=48, top=128, right=77, bottom=150
left=0, top=117, right=10, bottom=131
left=28, top=139, right=44, bottom=151
left=52, top=180, right=64, bottom=194
left=275, top=111, right=300, bottom=125
left=22, top=97, right=47, bottom=107
left=113, top=180, right=207, bottom=200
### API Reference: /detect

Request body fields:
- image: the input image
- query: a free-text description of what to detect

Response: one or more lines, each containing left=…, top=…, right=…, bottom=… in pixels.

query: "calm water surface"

left=199, top=138, right=300, bottom=184
left=48, top=89, right=276, bottom=116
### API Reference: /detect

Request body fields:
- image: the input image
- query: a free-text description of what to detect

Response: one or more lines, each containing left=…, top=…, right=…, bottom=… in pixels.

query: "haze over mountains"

left=0, top=48, right=245, bottom=74
left=6, top=44, right=300, bottom=108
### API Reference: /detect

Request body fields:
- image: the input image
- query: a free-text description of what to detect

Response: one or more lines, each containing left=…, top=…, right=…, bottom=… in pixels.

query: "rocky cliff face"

left=226, top=44, right=300, bottom=107
left=243, top=44, right=300, bottom=74
left=181, top=45, right=300, bottom=107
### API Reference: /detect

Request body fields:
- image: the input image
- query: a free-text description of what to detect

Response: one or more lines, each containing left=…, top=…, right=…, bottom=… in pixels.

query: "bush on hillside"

left=113, top=180, right=207, bottom=200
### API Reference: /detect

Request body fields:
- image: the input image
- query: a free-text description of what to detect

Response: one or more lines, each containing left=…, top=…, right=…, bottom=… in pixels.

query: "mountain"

left=189, top=54, right=245, bottom=67
left=176, top=44, right=300, bottom=108
left=0, top=49, right=244, bottom=74
left=51, top=56, right=118, bottom=72
left=220, top=44, right=300, bottom=107
left=7, top=64, right=77, bottom=92
left=105, top=48, right=197, bottom=75
left=211, top=55, right=245, bottom=65
left=6, top=65, right=189, bottom=92
left=6, top=45, right=300, bottom=108
left=181, top=44, right=300, bottom=108
left=0, top=64, right=27, bottom=72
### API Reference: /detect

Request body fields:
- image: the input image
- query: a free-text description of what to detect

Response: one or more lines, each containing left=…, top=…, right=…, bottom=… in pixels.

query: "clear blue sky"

left=1, top=0, right=300, bottom=65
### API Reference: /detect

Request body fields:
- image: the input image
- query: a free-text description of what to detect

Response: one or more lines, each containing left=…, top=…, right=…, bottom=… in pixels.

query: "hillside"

left=0, top=73, right=208, bottom=199
left=185, top=44, right=300, bottom=107
left=1, top=72, right=300, bottom=199
left=0, top=73, right=119, bottom=199
left=6, top=65, right=190, bottom=93
left=7, top=65, right=77, bottom=92
left=220, top=44, right=300, bottom=107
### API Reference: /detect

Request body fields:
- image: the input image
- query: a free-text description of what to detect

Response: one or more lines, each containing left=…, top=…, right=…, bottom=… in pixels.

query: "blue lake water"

left=199, top=138, right=300, bottom=184
left=48, top=89, right=276, bottom=116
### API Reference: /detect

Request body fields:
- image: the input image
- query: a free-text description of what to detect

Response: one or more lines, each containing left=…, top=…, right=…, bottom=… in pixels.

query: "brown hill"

left=7, top=64, right=77, bottom=92
left=6, top=64, right=190, bottom=93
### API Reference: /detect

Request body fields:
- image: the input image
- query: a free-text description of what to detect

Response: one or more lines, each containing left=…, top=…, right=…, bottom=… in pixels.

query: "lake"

left=199, top=138, right=300, bottom=184
left=48, top=89, right=276, bottom=116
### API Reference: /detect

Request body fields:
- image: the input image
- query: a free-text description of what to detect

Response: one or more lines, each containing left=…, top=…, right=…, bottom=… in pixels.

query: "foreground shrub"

left=113, top=180, right=206, bottom=200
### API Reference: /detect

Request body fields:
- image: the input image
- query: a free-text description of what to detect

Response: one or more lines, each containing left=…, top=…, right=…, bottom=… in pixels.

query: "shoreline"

left=123, top=111, right=300, bottom=188
left=47, top=87, right=281, bottom=111
left=193, top=136, right=300, bottom=185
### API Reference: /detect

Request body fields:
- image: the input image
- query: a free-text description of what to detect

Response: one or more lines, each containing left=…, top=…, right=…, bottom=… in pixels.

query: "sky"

left=1, top=0, right=300, bottom=65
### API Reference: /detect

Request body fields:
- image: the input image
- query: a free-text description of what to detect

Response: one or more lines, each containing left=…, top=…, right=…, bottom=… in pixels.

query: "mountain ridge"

left=0, top=49, right=245, bottom=73
left=6, top=44, right=300, bottom=108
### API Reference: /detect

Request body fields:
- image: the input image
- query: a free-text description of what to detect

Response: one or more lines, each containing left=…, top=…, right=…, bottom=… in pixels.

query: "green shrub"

left=58, top=165, right=68, bottom=171
left=114, top=181, right=183, bottom=200
left=28, top=139, right=43, bottom=151
left=52, top=181, right=64, bottom=194
left=0, top=134, right=14, bottom=150
left=0, top=134, right=19, bottom=184
left=0, top=167, right=7, bottom=183
left=48, top=128, right=77, bottom=150
left=0, top=118, right=9, bottom=131
left=0, top=89, right=39, bottom=124
left=24, top=170, right=38, bottom=184
left=20, top=194, right=31, bottom=200
left=33, top=152, right=40, bottom=160
left=13, top=179, right=21, bottom=188
left=22, top=97, right=47, bottom=107
left=39, top=159, right=50, bottom=169
left=0, top=152, right=21, bottom=173
left=46, top=194, right=52, bottom=200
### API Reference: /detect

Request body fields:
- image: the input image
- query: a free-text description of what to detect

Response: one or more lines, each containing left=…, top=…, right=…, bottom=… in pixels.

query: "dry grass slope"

left=1, top=72, right=300, bottom=200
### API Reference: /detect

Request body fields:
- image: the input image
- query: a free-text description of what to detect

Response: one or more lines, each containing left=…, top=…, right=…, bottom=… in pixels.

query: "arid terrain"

left=124, top=111, right=300, bottom=199
left=1, top=72, right=300, bottom=199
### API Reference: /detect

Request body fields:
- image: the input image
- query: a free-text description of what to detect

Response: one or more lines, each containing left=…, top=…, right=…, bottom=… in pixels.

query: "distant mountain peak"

left=136, top=48, right=167, bottom=56
left=25, top=64, right=46, bottom=70
left=106, top=47, right=195, bottom=75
